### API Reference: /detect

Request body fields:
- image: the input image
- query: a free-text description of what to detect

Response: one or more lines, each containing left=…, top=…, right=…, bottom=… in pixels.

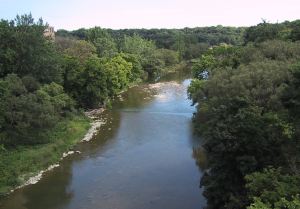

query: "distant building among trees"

left=44, top=26, right=55, bottom=39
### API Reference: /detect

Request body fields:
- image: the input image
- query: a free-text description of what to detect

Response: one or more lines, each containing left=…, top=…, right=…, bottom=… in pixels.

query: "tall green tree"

left=0, top=74, right=74, bottom=146
left=86, top=27, right=117, bottom=58
left=0, top=14, right=62, bottom=83
left=77, top=56, right=108, bottom=108
left=104, top=55, right=132, bottom=96
left=189, top=40, right=300, bottom=209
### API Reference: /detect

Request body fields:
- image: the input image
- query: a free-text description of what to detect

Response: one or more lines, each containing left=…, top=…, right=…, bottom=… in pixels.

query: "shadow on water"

left=0, top=69, right=207, bottom=209
left=0, top=111, right=123, bottom=209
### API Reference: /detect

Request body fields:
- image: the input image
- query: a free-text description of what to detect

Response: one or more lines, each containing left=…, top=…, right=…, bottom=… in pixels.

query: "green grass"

left=0, top=114, right=91, bottom=196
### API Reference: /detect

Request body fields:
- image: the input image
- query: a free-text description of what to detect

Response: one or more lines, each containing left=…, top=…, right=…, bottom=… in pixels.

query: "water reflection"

left=193, top=147, right=208, bottom=171
left=0, top=160, right=74, bottom=209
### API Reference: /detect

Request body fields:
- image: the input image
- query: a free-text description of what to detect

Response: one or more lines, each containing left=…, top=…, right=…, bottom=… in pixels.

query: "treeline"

left=57, top=26, right=245, bottom=60
left=244, top=20, right=300, bottom=43
left=189, top=20, right=300, bottom=208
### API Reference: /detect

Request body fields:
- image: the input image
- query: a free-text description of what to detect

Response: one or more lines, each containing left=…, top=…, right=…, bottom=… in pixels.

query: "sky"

left=0, top=0, right=299, bottom=30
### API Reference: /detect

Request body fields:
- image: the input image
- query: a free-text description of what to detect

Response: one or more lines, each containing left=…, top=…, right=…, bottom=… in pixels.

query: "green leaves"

left=246, top=168, right=300, bottom=209
left=0, top=74, right=74, bottom=146
left=187, top=78, right=206, bottom=104
left=190, top=38, right=300, bottom=208
left=192, top=54, right=215, bottom=79
left=0, top=15, right=62, bottom=84
left=104, top=55, right=133, bottom=96
left=86, top=27, right=118, bottom=58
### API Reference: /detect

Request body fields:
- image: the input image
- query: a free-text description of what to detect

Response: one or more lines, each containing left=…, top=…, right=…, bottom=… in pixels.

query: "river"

left=0, top=72, right=206, bottom=209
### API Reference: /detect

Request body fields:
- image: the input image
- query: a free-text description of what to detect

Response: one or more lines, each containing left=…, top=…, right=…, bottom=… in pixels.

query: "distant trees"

left=86, top=27, right=118, bottom=58
left=244, top=20, right=300, bottom=44
left=244, top=22, right=284, bottom=43
left=56, top=37, right=96, bottom=63
left=156, top=48, right=179, bottom=67
left=290, top=20, right=300, bottom=41
left=56, top=25, right=246, bottom=61
left=121, top=34, right=168, bottom=78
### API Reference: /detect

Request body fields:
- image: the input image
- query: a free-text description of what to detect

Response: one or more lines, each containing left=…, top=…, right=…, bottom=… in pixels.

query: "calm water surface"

left=0, top=72, right=206, bottom=209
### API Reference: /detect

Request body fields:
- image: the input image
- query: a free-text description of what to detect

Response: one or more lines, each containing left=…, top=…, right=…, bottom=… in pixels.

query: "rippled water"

left=0, top=72, right=206, bottom=209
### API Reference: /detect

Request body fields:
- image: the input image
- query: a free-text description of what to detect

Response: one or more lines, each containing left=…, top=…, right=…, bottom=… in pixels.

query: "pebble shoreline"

left=10, top=108, right=106, bottom=193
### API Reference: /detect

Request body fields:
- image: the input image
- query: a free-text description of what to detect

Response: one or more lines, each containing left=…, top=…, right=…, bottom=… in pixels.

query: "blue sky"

left=0, top=0, right=299, bottom=30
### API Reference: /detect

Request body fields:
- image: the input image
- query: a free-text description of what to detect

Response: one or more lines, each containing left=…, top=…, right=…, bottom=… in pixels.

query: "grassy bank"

left=0, top=114, right=91, bottom=196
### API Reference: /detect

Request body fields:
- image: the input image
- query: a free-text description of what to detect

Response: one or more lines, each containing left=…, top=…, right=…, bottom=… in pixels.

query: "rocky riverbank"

left=3, top=109, right=107, bottom=195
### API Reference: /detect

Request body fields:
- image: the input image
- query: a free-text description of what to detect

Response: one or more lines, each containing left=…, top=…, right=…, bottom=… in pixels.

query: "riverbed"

left=0, top=72, right=206, bottom=209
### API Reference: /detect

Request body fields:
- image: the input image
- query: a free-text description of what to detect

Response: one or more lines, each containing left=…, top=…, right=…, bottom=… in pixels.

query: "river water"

left=0, top=72, right=206, bottom=209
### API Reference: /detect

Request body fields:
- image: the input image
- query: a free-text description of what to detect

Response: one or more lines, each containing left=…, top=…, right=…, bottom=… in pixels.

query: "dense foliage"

left=56, top=26, right=245, bottom=60
left=0, top=14, right=186, bottom=148
left=189, top=21, right=300, bottom=209
left=0, top=13, right=245, bottom=148
left=244, top=20, right=300, bottom=44
left=0, top=14, right=74, bottom=147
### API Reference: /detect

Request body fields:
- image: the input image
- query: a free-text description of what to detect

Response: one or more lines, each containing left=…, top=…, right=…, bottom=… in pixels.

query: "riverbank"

left=0, top=114, right=93, bottom=196
left=0, top=66, right=191, bottom=198
left=0, top=77, right=142, bottom=197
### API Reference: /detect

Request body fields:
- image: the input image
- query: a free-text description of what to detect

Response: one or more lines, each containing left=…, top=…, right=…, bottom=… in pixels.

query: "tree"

left=175, top=32, right=186, bottom=61
left=121, top=34, right=162, bottom=78
left=61, top=55, right=83, bottom=102
left=290, top=20, right=300, bottom=41
left=86, top=27, right=117, bottom=58
left=246, top=168, right=300, bottom=208
left=0, top=74, right=74, bottom=146
left=189, top=39, right=300, bottom=209
left=104, top=55, right=132, bottom=96
left=244, top=21, right=286, bottom=44
left=77, top=56, right=108, bottom=108
left=120, top=53, right=144, bottom=81
left=248, top=197, right=300, bottom=209
left=156, top=48, right=179, bottom=67
left=192, top=54, right=215, bottom=79
left=57, top=38, right=96, bottom=63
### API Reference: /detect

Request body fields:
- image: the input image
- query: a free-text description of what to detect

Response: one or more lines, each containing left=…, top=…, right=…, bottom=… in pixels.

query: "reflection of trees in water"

left=0, top=111, right=123, bottom=209
left=192, top=146, right=207, bottom=171
left=189, top=126, right=207, bottom=172
left=192, top=146, right=208, bottom=202
left=23, top=162, right=74, bottom=209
